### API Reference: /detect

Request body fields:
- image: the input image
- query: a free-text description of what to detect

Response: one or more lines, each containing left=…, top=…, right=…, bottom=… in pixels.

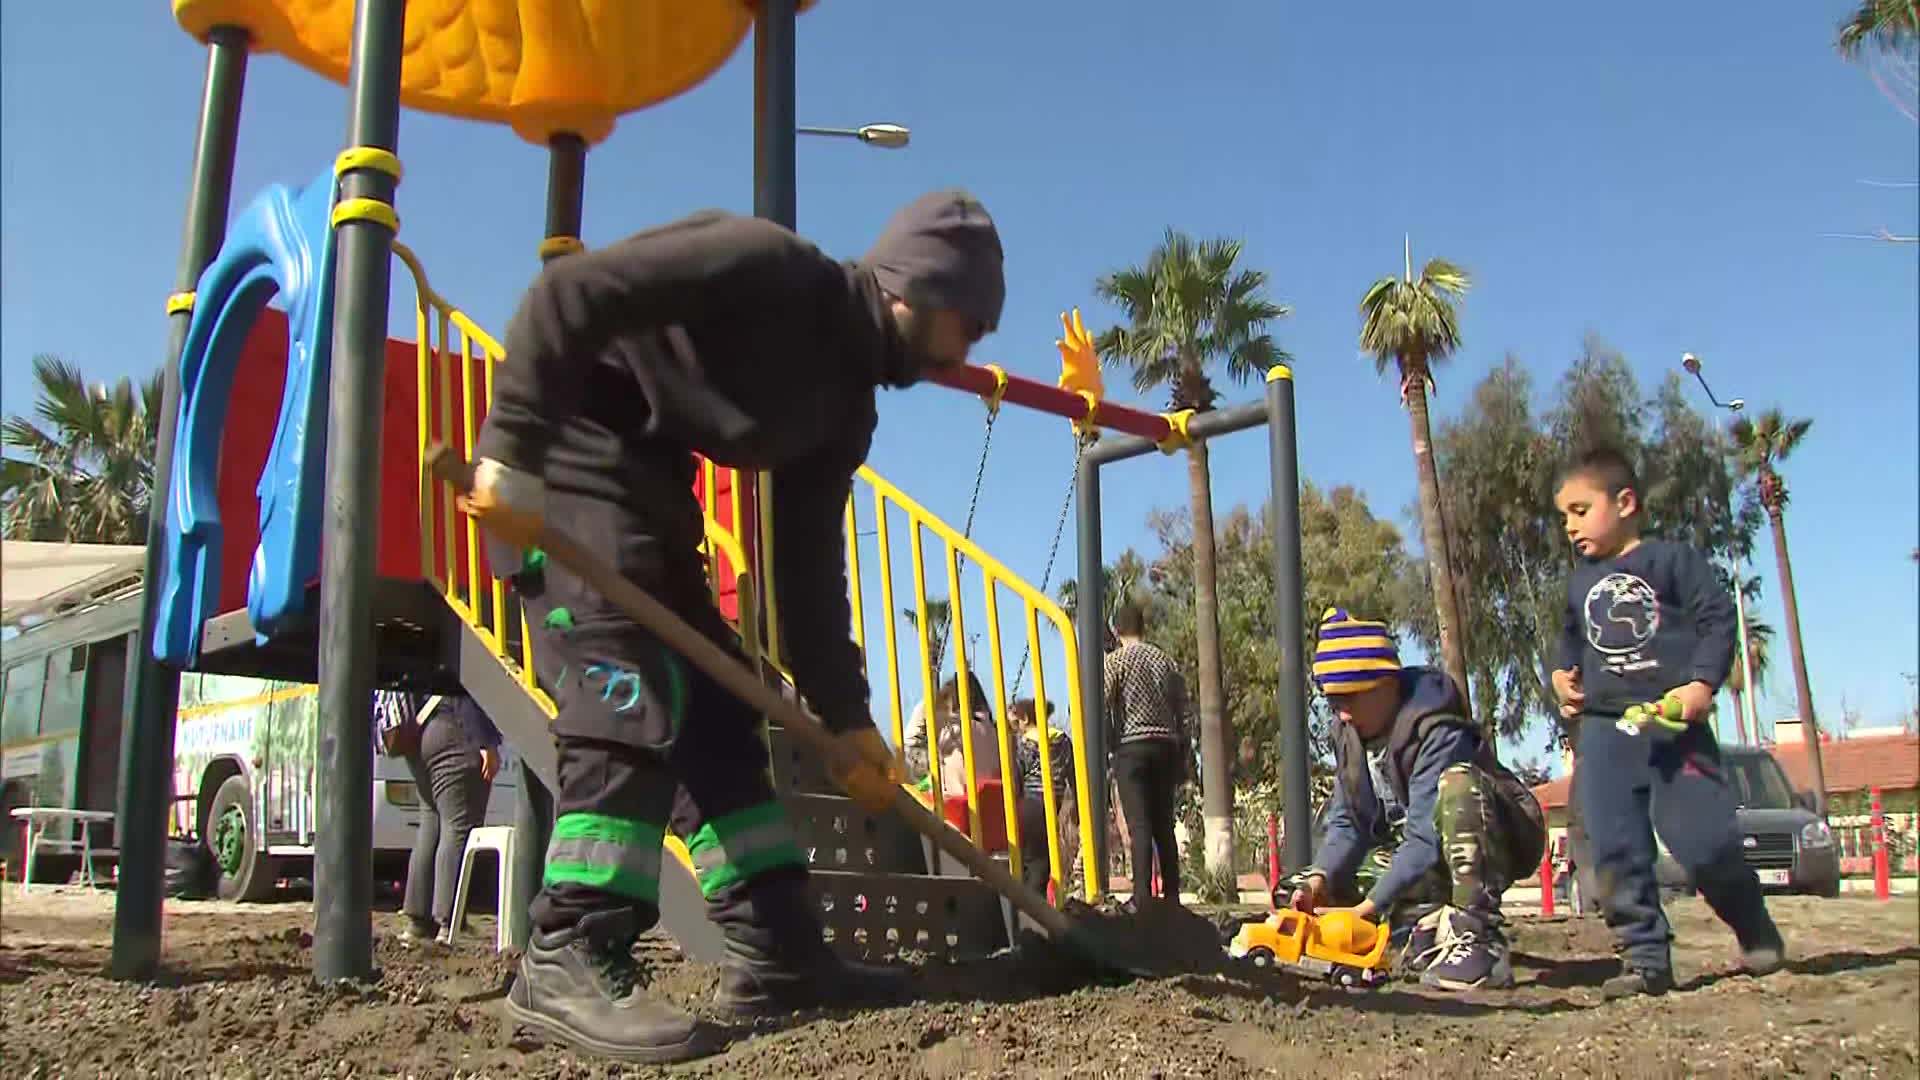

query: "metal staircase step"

left=807, top=868, right=1010, bottom=964
left=786, top=792, right=928, bottom=876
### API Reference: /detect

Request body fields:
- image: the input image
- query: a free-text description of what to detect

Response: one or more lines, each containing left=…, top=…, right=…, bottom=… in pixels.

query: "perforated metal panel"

left=808, top=869, right=1009, bottom=963
left=787, top=793, right=928, bottom=876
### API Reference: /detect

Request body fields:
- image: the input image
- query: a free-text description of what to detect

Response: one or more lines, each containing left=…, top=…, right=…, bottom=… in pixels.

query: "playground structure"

left=119, top=0, right=1310, bottom=985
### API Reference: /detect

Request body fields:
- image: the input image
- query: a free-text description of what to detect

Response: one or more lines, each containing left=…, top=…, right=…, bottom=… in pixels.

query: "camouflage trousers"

left=1284, top=764, right=1521, bottom=927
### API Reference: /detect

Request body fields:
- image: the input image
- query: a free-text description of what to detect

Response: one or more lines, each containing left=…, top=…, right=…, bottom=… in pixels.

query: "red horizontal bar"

left=928, top=363, right=1173, bottom=443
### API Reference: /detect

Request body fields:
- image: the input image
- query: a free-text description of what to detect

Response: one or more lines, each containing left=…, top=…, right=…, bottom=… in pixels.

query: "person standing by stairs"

left=461, top=191, right=1007, bottom=1065
left=394, top=693, right=502, bottom=947
left=1103, top=602, right=1192, bottom=907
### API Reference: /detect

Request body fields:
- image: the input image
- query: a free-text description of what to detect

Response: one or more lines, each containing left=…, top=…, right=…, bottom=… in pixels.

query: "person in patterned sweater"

left=1102, top=601, right=1193, bottom=906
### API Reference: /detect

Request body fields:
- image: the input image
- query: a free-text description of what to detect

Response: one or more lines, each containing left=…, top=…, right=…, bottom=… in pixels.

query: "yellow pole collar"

left=538, top=236, right=586, bottom=260
left=165, top=291, right=196, bottom=316
left=1156, top=409, right=1196, bottom=453
left=1266, top=364, right=1294, bottom=383
left=331, top=197, right=400, bottom=233
left=334, top=147, right=403, bottom=182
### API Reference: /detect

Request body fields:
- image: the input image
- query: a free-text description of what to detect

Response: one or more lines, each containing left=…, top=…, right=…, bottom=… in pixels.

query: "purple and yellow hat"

left=1312, top=608, right=1401, bottom=695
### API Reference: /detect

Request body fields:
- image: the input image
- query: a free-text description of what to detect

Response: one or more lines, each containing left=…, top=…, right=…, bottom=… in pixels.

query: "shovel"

left=426, top=444, right=1145, bottom=975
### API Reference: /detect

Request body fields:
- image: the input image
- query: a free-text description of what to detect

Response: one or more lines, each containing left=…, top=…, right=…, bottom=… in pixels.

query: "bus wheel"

left=207, top=775, right=278, bottom=902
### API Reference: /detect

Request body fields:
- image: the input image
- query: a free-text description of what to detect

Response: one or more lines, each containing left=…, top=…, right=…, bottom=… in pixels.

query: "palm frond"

left=1092, top=229, right=1290, bottom=405
left=1837, top=0, right=1920, bottom=58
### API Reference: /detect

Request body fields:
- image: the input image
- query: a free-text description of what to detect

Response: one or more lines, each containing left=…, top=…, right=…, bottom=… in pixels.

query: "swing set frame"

left=925, top=359, right=1314, bottom=898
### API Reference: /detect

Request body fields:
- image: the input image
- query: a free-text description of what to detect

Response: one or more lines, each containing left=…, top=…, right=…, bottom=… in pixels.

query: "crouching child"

left=1288, top=608, right=1547, bottom=990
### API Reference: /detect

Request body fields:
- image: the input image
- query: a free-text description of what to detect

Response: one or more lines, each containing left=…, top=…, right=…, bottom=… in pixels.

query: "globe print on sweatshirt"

left=1556, top=539, right=1737, bottom=718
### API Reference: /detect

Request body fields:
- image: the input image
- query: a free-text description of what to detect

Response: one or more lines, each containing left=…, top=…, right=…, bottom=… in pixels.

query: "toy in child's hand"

left=1615, top=691, right=1689, bottom=735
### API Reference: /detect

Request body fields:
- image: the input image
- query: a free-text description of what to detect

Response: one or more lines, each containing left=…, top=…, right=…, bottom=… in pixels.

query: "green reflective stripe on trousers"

left=544, top=812, right=666, bottom=902
left=684, top=802, right=804, bottom=898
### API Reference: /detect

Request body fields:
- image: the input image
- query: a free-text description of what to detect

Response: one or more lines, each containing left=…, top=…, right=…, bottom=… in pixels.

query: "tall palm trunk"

left=1767, top=500, right=1828, bottom=812
left=1185, top=437, right=1233, bottom=876
left=1402, top=364, right=1475, bottom=726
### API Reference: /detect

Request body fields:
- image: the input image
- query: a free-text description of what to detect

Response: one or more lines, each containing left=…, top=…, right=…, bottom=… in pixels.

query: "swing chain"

left=930, top=395, right=1000, bottom=674
left=1009, top=428, right=1095, bottom=697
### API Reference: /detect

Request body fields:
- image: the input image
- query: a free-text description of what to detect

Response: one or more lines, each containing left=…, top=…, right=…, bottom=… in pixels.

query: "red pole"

left=927, top=363, right=1175, bottom=443
left=1872, top=786, right=1891, bottom=902
left=1540, top=838, right=1557, bottom=917
left=1266, top=814, right=1281, bottom=892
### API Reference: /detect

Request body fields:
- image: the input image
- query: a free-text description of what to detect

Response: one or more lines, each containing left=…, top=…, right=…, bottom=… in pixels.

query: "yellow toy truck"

left=1226, top=908, right=1393, bottom=987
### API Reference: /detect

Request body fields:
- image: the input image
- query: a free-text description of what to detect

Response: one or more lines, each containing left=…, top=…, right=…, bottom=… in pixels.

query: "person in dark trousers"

left=462, top=191, right=1005, bottom=1064
left=400, top=694, right=503, bottom=946
left=1551, top=447, right=1785, bottom=999
left=1102, top=602, right=1190, bottom=906
left=1013, top=698, right=1077, bottom=892
left=1289, top=609, right=1547, bottom=990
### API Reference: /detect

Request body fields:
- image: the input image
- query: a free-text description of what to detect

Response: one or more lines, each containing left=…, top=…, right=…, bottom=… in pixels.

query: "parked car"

left=1656, top=744, right=1840, bottom=898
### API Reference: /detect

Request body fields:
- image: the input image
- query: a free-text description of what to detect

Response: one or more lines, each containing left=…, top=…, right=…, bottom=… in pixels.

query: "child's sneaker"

left=1397, top=906, right=1451, bottom=978
left=1420, top=910, right=1513, bottom=990
left=1601, top=964, right=1674, bottom=999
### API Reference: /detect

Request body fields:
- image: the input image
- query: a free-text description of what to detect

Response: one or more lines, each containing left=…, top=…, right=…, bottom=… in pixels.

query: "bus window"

left=3, top=657, right=47, bottom=744
left=38, top=646, right=87, bottom=738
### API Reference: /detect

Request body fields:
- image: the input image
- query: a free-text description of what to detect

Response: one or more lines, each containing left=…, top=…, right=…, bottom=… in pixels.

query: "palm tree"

left=900, top=597, right=955, bottom=678
left=1836, top=0, right=1918, bottom=57
left=1, top=356, right=163, bottom=544
left=1359, top=242, right=1475, bottom=722
left=1729, top=409, right=1828, bottom=810
left=1094, top=229, right=1291, bottom=878
left=1724, top=573, right=1777, bottom=743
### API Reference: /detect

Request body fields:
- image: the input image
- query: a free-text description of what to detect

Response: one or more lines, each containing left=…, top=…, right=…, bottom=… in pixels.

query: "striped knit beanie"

left=1312, top=607, right=1401, bottom=694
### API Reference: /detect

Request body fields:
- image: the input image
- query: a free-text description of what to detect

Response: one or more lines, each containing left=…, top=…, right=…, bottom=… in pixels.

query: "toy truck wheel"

left=1330, top=964, right=1365, bottom=988
left=1247, top=947, right=1275, bottom=969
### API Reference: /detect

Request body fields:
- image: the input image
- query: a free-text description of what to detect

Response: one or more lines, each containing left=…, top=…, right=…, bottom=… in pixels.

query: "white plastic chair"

left=445, top=824, right=522, bottom=952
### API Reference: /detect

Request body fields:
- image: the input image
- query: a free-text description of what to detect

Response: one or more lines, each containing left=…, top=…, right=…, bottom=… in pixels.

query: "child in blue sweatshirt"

left=1292, top=609, right=1546, bottom=990
left=1551, top=447, right=1785, bottom=998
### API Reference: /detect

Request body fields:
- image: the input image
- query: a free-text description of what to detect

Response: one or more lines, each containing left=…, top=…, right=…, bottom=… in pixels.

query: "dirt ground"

left=2, top=887, right=1914, bottom=1079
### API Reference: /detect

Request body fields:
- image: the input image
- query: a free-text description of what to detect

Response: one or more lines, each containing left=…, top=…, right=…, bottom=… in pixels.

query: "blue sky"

left=4, top=3, right=1915, bottom=769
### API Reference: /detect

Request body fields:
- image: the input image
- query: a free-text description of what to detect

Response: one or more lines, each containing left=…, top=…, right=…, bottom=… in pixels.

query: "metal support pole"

left=1265, top=369, right=1312, bottom=874
left=543, top=134, right=587, bottom=244
left=314, top=0, right=407, bottom=984
left=753, top=0, right=798, bottom=230
left=1073, top=451, right=1109, bottom=897
left=502, top=134, right=587, bottom=951
left=112, top=25, right=250, bottom=982
left=752, top=0, right=798, bottom=673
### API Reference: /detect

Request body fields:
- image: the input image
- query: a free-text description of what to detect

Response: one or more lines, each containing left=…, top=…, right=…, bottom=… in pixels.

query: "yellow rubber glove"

left=1055, top=308, right=1104, bottom=400
left=826, top=727, right=906, bottom=814
left=456, top=457, right=547, bottom=552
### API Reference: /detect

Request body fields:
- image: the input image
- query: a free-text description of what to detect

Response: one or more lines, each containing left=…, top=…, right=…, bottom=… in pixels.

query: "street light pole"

left=1679, top=352, right=1755, bottom=743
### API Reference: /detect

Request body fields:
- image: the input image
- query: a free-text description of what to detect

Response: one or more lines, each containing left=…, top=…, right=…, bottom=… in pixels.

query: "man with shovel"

left=461, top=191, right=1005, bottom=1064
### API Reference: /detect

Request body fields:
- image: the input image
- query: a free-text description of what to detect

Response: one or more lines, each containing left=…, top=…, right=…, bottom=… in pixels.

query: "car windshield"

left=1728, top=754, right=1796, bottom=810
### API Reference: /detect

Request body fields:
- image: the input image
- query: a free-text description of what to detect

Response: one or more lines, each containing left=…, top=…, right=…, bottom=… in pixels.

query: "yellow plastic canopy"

left=174, top=0, right=811, bottom=146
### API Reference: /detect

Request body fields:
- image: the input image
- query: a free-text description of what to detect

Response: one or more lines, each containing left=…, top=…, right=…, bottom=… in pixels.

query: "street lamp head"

left=1728, top=398, right=1746, bottom=411
left=857, top=123, right=911, bottom=149
left=1681, top=352, right=1701, bottom=374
